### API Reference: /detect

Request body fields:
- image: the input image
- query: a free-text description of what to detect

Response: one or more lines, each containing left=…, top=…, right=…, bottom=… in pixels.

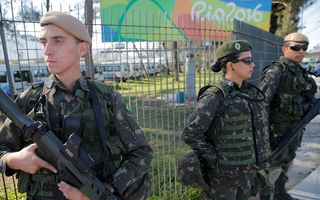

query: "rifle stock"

left=272, top=97, right=320, bottom=162
left=0, top=89, right=118, bottom=200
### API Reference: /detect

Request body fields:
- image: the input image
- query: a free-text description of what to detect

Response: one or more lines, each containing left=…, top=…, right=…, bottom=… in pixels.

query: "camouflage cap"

left=40, top=11, right=91, bottom=43
left=216, top=40, right=252, bottom=60
left=284, top=32, right=309, bottom=44
left=176, top=152, right=209, bottom=190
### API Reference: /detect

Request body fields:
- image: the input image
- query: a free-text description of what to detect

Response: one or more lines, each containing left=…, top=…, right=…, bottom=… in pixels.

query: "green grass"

left=120, top=70, right=220, bottom=199
left=148, top=144, right=204, bottom=200
left=0, top=174, right=26, bottom=200
left=114, top=71, right=222, bottom=96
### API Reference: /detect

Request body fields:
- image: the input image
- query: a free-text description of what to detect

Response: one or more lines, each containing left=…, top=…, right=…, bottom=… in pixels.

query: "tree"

left=270, top=0, right=309, bottom=37
left=173, top=41, right=179, bottom=81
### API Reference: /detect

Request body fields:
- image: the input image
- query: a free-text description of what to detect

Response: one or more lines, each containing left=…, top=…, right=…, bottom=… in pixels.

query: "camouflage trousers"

left=258, top=132, right=302, bottom=196
left=202, top=170, right=255, bottom=200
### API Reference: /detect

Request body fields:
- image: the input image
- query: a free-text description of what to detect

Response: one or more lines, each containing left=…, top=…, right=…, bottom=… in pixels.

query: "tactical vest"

left=268, top=61, right=317, bottom=127
left=16, top=80, right=124, bottom=198
left=204, top=83, right=270, bottom=175
left=198, top=83, right=239, bottom=119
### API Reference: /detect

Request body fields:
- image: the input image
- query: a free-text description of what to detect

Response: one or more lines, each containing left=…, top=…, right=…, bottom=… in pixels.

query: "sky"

left=299, top=0, right=320, bottom=51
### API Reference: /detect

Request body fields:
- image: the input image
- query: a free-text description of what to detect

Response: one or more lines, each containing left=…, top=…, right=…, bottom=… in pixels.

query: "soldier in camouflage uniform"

left=181, top=40, right=271, bottom=200
left=0, top=11, right=153, bottom=200
left=258, top=33, right=317, bottom=200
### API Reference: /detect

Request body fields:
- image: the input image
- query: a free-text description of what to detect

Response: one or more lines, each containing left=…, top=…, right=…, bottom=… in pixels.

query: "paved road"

left=311, top=75, right=320, bottom=90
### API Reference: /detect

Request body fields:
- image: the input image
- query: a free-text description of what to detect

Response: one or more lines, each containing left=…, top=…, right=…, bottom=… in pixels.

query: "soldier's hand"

left=58, top=181, right=90, bottom=200
left=104, top=182, right=115, bottom=193
left=5, top=143, right=57, bottom=174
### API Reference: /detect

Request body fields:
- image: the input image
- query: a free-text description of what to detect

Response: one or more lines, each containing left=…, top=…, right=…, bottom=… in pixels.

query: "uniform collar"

left=220, top=77, right=264, bottom=102
left=42, top=74, right=89, bottom=95
left=279, top=56, right=299, bottom=68
left=221, top=77, right=247, bottom=89
left=279, top=56, right=305, bottom=73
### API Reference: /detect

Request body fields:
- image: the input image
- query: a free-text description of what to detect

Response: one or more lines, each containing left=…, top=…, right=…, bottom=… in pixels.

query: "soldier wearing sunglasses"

left=180, top=40, right=272, bottom=200
left=258, top=33, right=318, bottom=200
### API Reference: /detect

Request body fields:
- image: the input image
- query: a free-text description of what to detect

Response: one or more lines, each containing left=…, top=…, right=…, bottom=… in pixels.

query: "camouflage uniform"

left=182, top=77, right=271, bottom=200
left=258, top=56, right=317, bottom=198
left=0, top=74, right=153, bottom=199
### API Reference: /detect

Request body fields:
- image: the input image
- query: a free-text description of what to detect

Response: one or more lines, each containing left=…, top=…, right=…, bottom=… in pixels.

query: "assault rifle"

left=307, top=70, right=319, bottom=77
left=272, top=97, right=320, bottom=162
left=0, top=89, right=118, bottom=200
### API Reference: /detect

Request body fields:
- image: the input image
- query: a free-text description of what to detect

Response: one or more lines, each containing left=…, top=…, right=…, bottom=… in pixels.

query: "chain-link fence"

left=0, top=2, right=283, bottom=199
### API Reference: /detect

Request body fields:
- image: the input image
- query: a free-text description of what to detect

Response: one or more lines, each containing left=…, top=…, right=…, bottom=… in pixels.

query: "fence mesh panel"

left=0, top=2, right=283, bottom=199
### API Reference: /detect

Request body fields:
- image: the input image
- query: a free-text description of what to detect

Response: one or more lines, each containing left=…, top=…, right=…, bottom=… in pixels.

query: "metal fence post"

left=0, top=4, right=15, bottom=99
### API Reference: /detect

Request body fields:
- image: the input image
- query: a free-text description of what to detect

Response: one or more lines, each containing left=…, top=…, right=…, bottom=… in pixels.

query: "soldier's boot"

left=273, top=183, right=294, bottom=200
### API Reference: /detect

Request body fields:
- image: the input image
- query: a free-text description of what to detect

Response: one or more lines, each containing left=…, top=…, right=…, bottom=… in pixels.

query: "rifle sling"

left=87, top=80, right=113, bottom=182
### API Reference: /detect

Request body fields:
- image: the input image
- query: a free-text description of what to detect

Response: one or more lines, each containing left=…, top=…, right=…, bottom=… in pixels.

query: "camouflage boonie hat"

left=176, top=152, right=209, bottom=190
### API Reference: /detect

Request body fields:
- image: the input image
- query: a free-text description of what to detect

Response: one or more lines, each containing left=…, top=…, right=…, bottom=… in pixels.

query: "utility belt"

left=26, top=174, right=67, bottom=200
left=27, top=195, right=57, bottom=200
left=31, top=173, right=59, bottom=186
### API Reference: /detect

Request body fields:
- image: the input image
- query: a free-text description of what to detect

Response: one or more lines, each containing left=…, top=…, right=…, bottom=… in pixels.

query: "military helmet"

left=284, top=32, right=309, bottom=44
left=176, top=151, right=209, bottom=190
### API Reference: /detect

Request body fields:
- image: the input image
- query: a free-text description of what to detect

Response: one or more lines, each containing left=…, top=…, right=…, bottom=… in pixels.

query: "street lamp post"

left=300, top=9, right=304, bottom=33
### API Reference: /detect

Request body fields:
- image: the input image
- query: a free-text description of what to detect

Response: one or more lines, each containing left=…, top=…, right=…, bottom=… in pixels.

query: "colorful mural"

left=100, top=0, right=272, bottom=42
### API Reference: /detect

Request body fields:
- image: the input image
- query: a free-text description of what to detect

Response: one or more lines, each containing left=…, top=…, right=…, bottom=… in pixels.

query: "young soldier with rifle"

left=0, top=11, right=153, bottom=200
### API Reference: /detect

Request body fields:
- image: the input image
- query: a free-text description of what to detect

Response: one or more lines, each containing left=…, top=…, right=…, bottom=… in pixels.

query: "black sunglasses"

left=287, top=45, right=308, bottom=51
left=231, top=57, right=254, bottom=65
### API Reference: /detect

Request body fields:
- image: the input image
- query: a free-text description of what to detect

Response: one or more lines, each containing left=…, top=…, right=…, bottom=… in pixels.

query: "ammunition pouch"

left=61, top=116, right=82, bottom=143
left=17, top=170, right=31, bottom=193
left=30, top=174, right=64, bottom=199
left=177, top=152, right=209, bottom=190
left=17, top=170, right=66, bottom=199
